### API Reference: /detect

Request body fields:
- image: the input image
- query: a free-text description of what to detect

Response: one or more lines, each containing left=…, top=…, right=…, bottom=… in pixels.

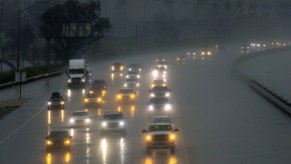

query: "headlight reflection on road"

left=65, top=152, right=71, bottom=163
left=48, top=110, right=51, bottom=125
left=144, top=157, right=153, bottom=164
left=86, top=132, right=91, bottom=164
left=100, top=138, right=108, bottom=164
left=120, top=138, right=125, bottom=164
left=117, top=106, right=122, bottom=112
left=70, top=129, right=74, bottom=137
left=61, top=110, right=64, bottom=123
left=131, top=105, right=135, bottom=118
left=46, top=153, right=52, bottom=164
left=168, top=156, right=177, bottom=164
left=82, top=89, right=86, bottom=96
left=67, top=89, right=71, bottom=98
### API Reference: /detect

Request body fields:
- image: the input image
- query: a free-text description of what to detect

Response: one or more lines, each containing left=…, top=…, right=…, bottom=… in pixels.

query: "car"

left=89, top=79, right=107, bottom=96
left=156, top=58, right=168, bottom=69
left=83, top=92, right=104, bottom=107
left=69, top=111, right=91, bottom=125
left=176, top=55, right=186, bottom=64
left=100, top=111, right=126, bottom=134
left=149, top=86, right=171, bottom=98
left=115, top=88, right=137, bottom=102
left=48, top=92, right=65, bottom=110
left=127, top=64, right=142, bottom=72
left=126, top=71, right=140, bottom=79
left=241, top=46, right=250, bottom=54
left=151, top=79, right=166, bottom=88
left=111, top=63, right=124, bottom=72
left=152, top=67, right=167, bottom=80
left=142, top=119, right=179, bottom=154
left=147, top=97, right=172, bottom=112
left=124, top=78, right=140, bottom=88
left=45, top=131, right=72, bottom=151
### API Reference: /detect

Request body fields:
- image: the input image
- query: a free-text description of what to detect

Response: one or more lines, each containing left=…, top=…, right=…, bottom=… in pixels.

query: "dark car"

left=45, top=131, right=72, bottom=151
left=48, top=92, right=65, bottom=110
left=89, top=79, right=107, bottom=96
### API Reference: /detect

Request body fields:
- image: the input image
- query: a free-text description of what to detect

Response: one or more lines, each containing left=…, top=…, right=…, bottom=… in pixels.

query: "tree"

left=39, top=0, right=111, bottom=62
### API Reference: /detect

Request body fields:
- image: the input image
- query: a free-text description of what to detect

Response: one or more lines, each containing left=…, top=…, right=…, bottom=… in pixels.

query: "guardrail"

left=233, top=47, right=291, bottom=115
left=0, top=69, right=64, bottom=89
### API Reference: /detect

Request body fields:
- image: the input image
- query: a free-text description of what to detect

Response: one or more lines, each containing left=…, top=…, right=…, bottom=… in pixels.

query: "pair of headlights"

left=70, top=118, right=90, bottom=124
left=148, top=104, right=171, bottom=111
left=102, top=121, right=124, bottom=127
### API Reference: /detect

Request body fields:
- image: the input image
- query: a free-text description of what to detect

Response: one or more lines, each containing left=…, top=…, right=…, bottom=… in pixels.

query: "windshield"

left=152, top=87, right=168, bottom=92
left=49, top=131, right=69, bottom=138
left=151, top=98, right=168, bottom=103
left=119, top=89, right=134, bottom=94
left=73, top=112, right=88, bottom=117
left=69, top=69, right=84, bottom=74
left=126, top=79, right=138, bottom=82
left=103, top=114, right=123, bottom=120
left=149, top=125, right=172, bottom=132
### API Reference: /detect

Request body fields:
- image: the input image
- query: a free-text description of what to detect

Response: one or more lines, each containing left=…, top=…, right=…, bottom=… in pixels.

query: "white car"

left=124, top=78, right=140, bottom=88
left=69, top=111, right=91, bottom=125
left=126, top=71, right=140, bottom=79
left=100, top=111, right=126, bottom=134
left=152, top=67, right=167, bottom=80
left=147, top=97, right=172, bottom=112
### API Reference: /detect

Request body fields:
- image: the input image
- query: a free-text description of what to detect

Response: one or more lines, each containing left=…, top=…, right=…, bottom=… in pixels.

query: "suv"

left=100, top=111, right=126, bottom=134
left=142, top=117, right=178, bottom=154
left=47, top=92, right=65, bottom=110
left=83, top=92, right=104, bottom=108
left=89, top=79, right=107, bottom=96
left=69, top=111, right=91, bottom=125
left=45, top=131, right=72, bottom=151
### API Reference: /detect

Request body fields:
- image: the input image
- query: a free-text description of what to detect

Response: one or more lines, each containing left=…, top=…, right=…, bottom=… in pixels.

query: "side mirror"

left=142, top=129, right=148, bottom=133
left=173, top=128, right=179, bottom=132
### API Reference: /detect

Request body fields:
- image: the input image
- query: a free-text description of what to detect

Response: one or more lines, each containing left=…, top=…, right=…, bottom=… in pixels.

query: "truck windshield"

left=69, top=69, right=84, bottom=74
left=149, top=125, right=172, bottom=132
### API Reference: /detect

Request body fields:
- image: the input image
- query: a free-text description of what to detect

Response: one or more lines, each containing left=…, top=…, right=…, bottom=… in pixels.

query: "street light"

left=17, top=1, right=50, bottom=99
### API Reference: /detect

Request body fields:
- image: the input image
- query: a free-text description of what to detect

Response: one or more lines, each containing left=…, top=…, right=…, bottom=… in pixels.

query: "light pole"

left=17, top=1, right=50, bottom=99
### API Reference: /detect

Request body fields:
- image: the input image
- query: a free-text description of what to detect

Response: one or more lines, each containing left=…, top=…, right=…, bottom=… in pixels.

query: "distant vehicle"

left=124, top=78, right=140, bottom=88
left=69, top=111, right=91, bottom=125
left=127, top=64, right=142, bottom=72
left=45, top=131, right=72, bottom=151
left=147, top=97, right=172, bottom=112
left=156, top=58, right=168, bottom=69
left=241, top=46, right=250, bottom=54
left=126, top=71, right=140, bottom=79
left=83, top=92, right=104, bottom=107
left=151, top=79, right=166, bottom=88
left=142, top=118, right=179, bottom=154
left=100, top=111, right=126, bottom=134
left=149, top=86, right=171, bottom=98
left=89, top=79, right=107, bottom=96
left=176, top=55, right=186, bottom=64
left=66, top=59, right=88, bottom=87
left=116, top=88, right=137, bottom=102
left=152, top=67, right=167, bottom=80
left=111, top=63, right=124, bottom=72
left=48, top=92, right=65, bottom=110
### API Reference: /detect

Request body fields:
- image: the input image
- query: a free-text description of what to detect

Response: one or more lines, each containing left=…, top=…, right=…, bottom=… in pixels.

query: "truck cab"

left=66, top=59, right=88, bottom=88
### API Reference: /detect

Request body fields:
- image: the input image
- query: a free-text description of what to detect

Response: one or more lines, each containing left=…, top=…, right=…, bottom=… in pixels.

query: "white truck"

left=66, top=59, right=88, bottom=87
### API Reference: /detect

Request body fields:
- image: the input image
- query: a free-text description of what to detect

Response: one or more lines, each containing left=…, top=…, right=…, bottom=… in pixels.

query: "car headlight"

left=85, top=118, right=90, bottom=123
left=117, top=94, right=122, bottom=99
left=64, top=139, right=71, bottom=145
left=146, top=135, right=152, bottom=141
left=136, top=83, right=140, bottom=87
left=46, top=140, right=52, bottom=145
left=111, top=66, right=115, bottom=71
left=119, top=121, right=124, bottom=126
left=82, top=78, right=86, bottom=82
left=128, top=68, right=132, bottom=71
left=137, top=75, right=140, bottom=78
left=149, top=105, right=154, bottom=111
left=126, top=75, right=129, bottom=78
left=89, top=90, right=93, bottom=94
left=70, top=118, right=75, bottom=123
left=67, top=79, right=71, bottom=83
left=97, top=98, right=102, bottom=103
left=165, top=92, right=170, bottom=97
left=152, top=70, right=158, bottom=77
left=84, top=98, right=89, bottom=103
left=150, top=93, right=155, bottom=97
left=130, top=94, right=135, bottom=99
left=47, top=101, right=52, bottom=106
left=124, top=84, right=128, bottom=87
left=102, top=122, right=107, bottom=127
left=169, top=134, right=175, bottom=141
left=60, top=101, right=65, bottom=105
left=165, top=104, right=171, bottom=110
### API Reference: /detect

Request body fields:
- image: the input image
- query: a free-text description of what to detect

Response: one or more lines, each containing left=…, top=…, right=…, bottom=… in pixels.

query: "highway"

left=0, top=46, right=291, bottom=164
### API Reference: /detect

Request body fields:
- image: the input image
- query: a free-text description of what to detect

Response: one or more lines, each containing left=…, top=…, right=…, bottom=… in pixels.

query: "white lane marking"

left=0, top=106, right=45, bottom=144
